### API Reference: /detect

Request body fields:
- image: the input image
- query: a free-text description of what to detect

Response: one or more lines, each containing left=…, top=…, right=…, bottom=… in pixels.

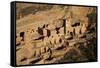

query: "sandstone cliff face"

left=16, top=3, right=97, bottom=65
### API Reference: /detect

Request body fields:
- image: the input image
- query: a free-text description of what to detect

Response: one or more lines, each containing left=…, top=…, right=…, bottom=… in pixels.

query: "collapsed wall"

left=16, top=4, right=97, bottom=65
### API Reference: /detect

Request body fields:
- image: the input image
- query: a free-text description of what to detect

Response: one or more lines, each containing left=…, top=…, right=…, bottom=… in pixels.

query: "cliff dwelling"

left=16, top=3, right=97, bottom=65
